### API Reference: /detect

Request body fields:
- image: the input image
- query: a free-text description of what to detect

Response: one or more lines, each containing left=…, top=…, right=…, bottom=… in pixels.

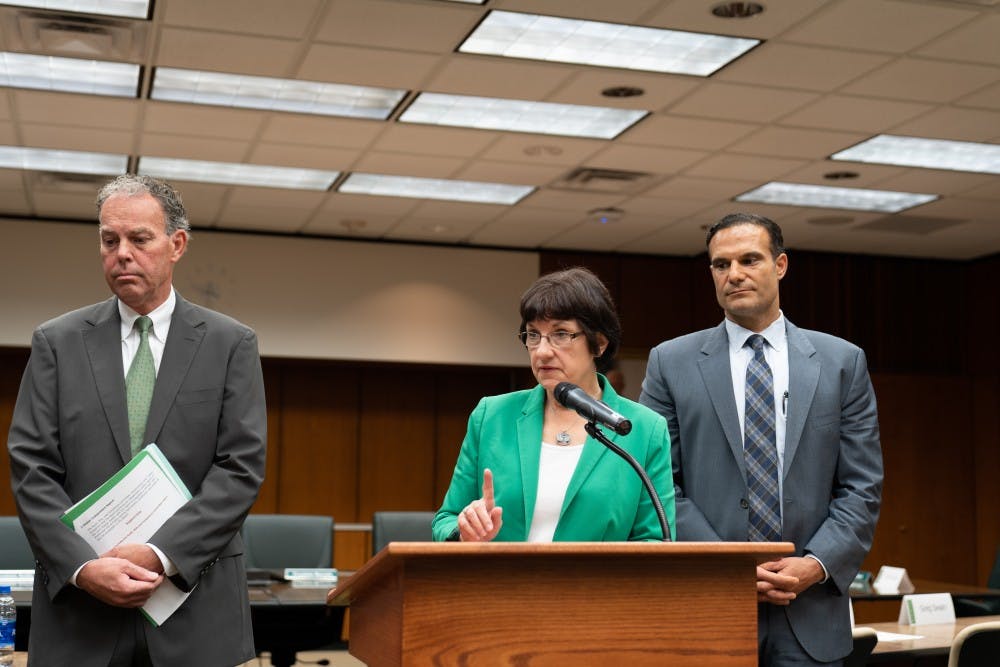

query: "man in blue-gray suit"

left=8, top=174, right=265, bottom=666
left=640, top=213, right=882, bottom=666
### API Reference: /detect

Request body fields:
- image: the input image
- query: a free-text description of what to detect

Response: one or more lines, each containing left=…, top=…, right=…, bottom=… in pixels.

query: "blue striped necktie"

left=126, top=315, right=155, bottom=458
left=744, top=334, right=781, bottom=542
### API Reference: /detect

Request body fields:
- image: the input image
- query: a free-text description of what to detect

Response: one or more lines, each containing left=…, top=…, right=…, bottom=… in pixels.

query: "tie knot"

left=746, top=334, right=766, bottom=353
left=135, top=316, right=152, bottom=335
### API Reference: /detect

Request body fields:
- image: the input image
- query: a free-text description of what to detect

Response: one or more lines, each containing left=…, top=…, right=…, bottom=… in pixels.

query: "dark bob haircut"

left=519, top=267, right=621, bottom=372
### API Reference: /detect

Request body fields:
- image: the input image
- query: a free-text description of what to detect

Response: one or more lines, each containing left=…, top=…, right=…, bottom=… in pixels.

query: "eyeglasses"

left=518, top=330, right=584, bottom=349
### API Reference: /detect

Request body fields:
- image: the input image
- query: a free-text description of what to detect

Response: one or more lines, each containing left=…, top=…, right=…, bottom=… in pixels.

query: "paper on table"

left=873, top=630, right=925, bottom=642
left=61, top=444, right=193, bottom=626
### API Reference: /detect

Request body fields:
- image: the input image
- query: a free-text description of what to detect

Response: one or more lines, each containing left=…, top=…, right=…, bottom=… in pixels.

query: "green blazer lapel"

left=697, top=322, right=746, bottom=479
left=83, top=298, right=131, bottom=464
left=516, top=385, right=545, bottom=536
left=144, top=295, right=206, bottom=447
left=783, top=320, right=820, bottom=479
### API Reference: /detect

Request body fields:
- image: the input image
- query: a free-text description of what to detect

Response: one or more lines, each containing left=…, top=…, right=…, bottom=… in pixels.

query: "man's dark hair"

left=519, top=266, right=621, bottom=372
left=706, top=212, right=785, bottom=258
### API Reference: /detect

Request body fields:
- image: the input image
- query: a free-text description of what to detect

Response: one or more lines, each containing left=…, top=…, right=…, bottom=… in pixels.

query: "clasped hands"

left=756, top=556, right=825, bottom=605
left=77, top=543, right=164, bottom=608
left=456, top=469, right=504, bottom=542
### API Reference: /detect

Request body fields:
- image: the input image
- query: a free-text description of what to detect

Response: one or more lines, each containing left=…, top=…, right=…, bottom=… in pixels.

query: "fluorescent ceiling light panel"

left=0, top=51, right=140, bottom=97
left=0, top=145, right=126, bottom=174
left=0, top=1, right=149, bottom=19
left=151, top=67, right=406, bottom=120
left=460, top=10, right=759, bottom=76
left=139, top=157, right=339, bottom=191
left=400, top=92, right=645, bottom=139
left=735, top=182, right=937, bottom=213
left=832, top=134, right=1000, bottom=175
left=339, top=173, right=534, bottom=205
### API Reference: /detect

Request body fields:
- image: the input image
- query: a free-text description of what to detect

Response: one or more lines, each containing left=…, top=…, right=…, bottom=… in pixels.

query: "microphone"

left=554, top=382, right=632, bottom=435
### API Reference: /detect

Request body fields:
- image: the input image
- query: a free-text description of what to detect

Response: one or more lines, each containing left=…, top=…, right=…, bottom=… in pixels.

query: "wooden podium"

left=327, top=541, right=793, bottom=666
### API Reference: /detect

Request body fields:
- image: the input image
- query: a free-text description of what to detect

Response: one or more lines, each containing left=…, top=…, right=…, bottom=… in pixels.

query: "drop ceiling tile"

left=0, top=98, right=10, bottom=120
left=669, top=82, right=818, bottom=123
left=20, top=124, right=133, bottom=154
left=298, top=44, right=440, bottom=89
left=685, top=154, right=808, bottom=181
left=958, top=179, right=1000, bottom=200
left=616, top=196, right=711, bottom=219
left=729, top=127, right=866, bottom=160
left=140, top=133, right=251, bottom=162
left=648, top=0, right=829, bottom=40
left=321, top=192, right=422, bottom=217
left=316, top=0, right=479, bottom=53
left=614, top=219, right=709, bottom=256
left=157, top=29, right=302, bottom=77
left=0, top=188, right=29, bottom=214
left=716, top=44, right=889, bottom=92
left=842, top=58, right=1000, bottom=103
left=0, top=120, right=14, bottom=144
left=408, top=200, right=507, bottom=224
left=492, top=0, right=662, bottom=24
left=777, top=95, right=933, bottom=133
left=469, top=206, right=577, bottom=248
left=144, top=103, right=266, bottom=140
left=372, top=125, right=499, bottom=158
left=163, top=0, right=323, bottom=38
left=32, top=191, right=95, bottom=219
left=697, top=201, right=799, bottom=224
left=227, top=186, right=327, bottom=210
left=585, top=143, right=708, bottom=174
left=424, top=55, right=575, bottom=99
left=481, top=135, right=605, bottom=166
left=896, top=196, right=996, bottom=220
left=0, top=169, right=24, bottom=189
left=168, top=182, right=228, bottom=225
left=455, top=160, right=565, bottom=186
left=352, top=151, right=467, bottom=178
left=892, top=107, right=1000, bottom=142
left=918, top=14, right=1000, bottom=66
left=302, top=209, right=402, bottom=238
left=217, top=203, right=316, bottom=232
left=548, top=71, right=699, bottom=111
left=782, top=0, right=975, bottom=54
left=521, top=189, right=625, bottom=212
left=957, top=81, right=1000, bottom=111
left=620, top=115, right=757, bottom=151
left=642, top=175, right=759, bottom=201
left=261, top=116, right=386, bottom=149
left=781, top=160, right=906, bottom=188
left=250, top=143, right=359, bottom=170
left=543, top=217, right=668, bottom=251
left=383, top=213, right=489, bottom=244
left=875, top=170, right=994, bottom=197
left=12, top=91, right=138, bottom=130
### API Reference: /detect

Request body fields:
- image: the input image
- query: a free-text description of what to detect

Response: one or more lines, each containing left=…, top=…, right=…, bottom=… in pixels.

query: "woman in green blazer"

left=433, top=267, right=675, bottom=543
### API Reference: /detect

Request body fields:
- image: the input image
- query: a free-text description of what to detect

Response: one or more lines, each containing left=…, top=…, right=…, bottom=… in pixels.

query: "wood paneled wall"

left=0, top=250, right=996, bottom=581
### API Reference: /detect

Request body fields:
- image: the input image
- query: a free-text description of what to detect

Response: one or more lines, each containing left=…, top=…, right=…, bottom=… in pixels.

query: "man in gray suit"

left=7, top=174, right=266, bottom=666
left=640, top=213, right=882, bottom=666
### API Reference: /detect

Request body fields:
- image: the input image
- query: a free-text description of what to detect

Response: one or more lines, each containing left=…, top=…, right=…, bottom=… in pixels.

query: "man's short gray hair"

left=96, top=174, right=191, bottom=235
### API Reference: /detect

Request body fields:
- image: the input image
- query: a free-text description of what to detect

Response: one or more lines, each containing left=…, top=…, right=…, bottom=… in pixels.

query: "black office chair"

left=845, top=627, right=878, bottom=667
left=240, top=514, right=341, bottom=667
left=955, top=545, right=1000, bottom=617
left=0, top=517, right=34, bottom=569
left=948, top=621, right=1000, bottom=667
left=242, top=514, right=333, bottom=569
left=371, top=511, right=435, bottom=556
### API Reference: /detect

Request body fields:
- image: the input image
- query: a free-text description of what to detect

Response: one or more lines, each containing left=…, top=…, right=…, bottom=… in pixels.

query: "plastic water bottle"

left=0, top=585, right=14, bottom=666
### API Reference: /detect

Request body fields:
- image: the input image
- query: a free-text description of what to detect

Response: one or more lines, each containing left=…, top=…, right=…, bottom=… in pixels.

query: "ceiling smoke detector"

left=587, top=207, right=624, bottom=224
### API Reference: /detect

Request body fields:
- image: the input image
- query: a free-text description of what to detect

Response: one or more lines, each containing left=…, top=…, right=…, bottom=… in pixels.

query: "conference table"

left=860, top=614, right=1000, bottom=662
left=849, top=579, right=1000, bottom=625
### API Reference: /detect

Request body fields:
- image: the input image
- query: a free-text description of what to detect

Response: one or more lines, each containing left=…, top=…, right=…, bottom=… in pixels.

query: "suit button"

left=740, top=499, right=749, bottom=509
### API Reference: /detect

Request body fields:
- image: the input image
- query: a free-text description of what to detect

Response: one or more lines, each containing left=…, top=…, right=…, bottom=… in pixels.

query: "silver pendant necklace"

left=556, top=430, right=572, bottom=445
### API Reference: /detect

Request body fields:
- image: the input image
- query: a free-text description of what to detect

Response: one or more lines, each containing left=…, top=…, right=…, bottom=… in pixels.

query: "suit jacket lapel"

left=144, top=295, right=205, bottom=447
left=83, top=298, right=131, bottom=464
left=698, top=322, right=747, bottom=479
left=516, top=385, right=545, bottom=537
left=783, top=320, right=819, bottom=478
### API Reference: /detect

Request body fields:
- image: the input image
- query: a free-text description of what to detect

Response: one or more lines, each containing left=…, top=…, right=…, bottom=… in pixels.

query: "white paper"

left=873, top=565, right=914, bottom=595
left=898, top=593, right=956, bottom=626
left=874, top=630, right=924, bottom=642
left=62, top=444, right=193, bottom=626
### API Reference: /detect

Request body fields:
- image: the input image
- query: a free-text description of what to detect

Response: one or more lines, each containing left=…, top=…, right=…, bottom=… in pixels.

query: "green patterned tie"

left=126, top=315, right=155, bottom=458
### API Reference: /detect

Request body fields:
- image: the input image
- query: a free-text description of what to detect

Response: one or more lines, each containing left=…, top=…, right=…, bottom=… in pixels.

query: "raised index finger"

left=482, top=468, right=495, bottom=510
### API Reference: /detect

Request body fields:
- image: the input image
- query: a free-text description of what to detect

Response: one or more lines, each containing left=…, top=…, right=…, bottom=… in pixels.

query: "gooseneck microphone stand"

left=584, top=421, right=671, bottom=542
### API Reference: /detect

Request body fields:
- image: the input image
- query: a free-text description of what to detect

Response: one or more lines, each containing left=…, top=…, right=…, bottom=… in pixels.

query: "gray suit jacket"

left=7, top=294, right=266, bottom=666
left=640, top=319, right=882, bottom=662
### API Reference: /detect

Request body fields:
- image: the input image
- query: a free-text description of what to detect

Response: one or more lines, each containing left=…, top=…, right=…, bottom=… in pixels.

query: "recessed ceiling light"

left=400, top=92, right=646, bottom=139
left=0, top=145, right=126, bottom=175
left=0, top=0, right=150, bottom=19
left=735, top=182, right=937, bottom=213
left=151, top=67, right=407, bottom=120
left=338, top=173, right=534, bottom=205
left=832, top=134, right=1000, bottom=175
left=459, top=10, right=760, bottom=77
left=711, top=2, right=765, bottom=18
left=139, top=157, right=339, bottom=190
left=0, top=51, right=140, bottom=97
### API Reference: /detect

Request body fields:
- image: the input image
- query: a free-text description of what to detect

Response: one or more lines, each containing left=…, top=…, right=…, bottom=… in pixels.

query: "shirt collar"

left=725, top=311, right=787, bottom=354
left=118, top=288, right=176, bottom=341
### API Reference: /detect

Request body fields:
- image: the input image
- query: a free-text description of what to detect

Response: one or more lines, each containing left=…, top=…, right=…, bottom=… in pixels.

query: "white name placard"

left=898, top=593, right=956, bottom=625
left=873, top=565, right=915, bottom=595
